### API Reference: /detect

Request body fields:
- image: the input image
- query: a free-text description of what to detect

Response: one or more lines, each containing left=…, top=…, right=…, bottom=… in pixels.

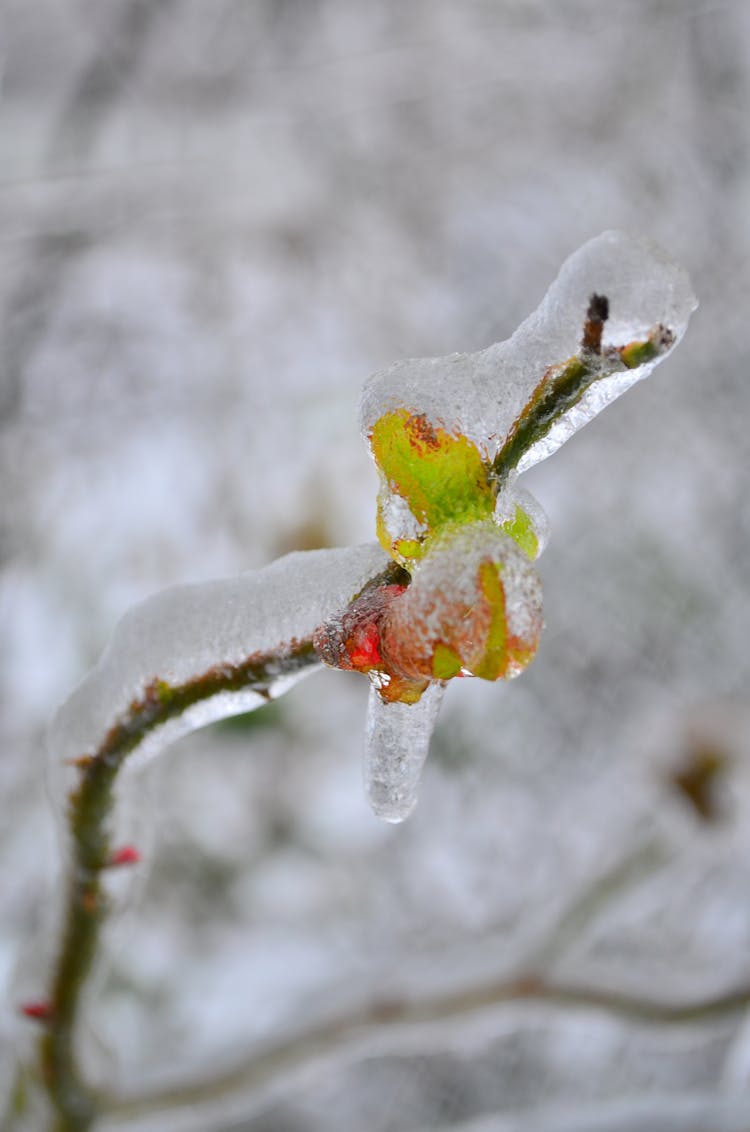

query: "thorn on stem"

left=66, top=755, right=94, bottom=770
left=21, top=1001, right=53, bottom=1023
left=108, top=845, right=142, bottom=867
left=669, top=740, right=729, bottom=823
left=581, top=293, right=609, bottom=354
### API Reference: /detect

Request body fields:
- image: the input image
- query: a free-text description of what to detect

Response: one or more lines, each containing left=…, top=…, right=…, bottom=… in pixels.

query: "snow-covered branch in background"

left=18, top=231, right=695, bottom=1131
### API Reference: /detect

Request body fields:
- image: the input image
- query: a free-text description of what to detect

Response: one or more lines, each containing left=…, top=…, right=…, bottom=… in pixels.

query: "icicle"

left=363, top=680, right=446, bottom=822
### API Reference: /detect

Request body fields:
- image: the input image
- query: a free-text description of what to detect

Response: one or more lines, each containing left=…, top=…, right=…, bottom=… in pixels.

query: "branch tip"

left=581, top=292, right=609, bottom=354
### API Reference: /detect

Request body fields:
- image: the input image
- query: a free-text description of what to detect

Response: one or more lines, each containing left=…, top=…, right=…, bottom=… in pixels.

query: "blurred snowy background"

left=1, top=1, right=750, bottom=1129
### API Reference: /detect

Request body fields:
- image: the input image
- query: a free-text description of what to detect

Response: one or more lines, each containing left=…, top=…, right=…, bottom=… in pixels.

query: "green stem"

left=39, top=639, right=319, bottom=1132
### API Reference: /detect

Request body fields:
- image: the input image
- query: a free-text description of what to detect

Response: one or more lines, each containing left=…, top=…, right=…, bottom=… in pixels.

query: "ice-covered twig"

left=491, top=297, right=675, bottom=484
left=361, top=231, right=695, bottom=565
left=361, top=230, right=695, bottom=470
left=36, top=545, right=389, bottom=1131
left=52, top=545, right=389, bottom=769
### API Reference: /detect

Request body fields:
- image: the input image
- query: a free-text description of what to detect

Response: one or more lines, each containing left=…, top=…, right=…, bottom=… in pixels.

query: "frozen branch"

left=31, top=545, right=390, bottom=1130
left=19, top=232, right=698, bottom=1129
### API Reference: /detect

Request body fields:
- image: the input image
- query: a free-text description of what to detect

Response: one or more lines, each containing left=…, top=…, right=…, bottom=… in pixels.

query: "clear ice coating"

left=50, top=232, right=696, bottom=824
left=364, top=680, right=446, bottom=822
left=52, top=543, right=389, bottom=768
left=359, top=230, right=697, bottom=470
left=495, top=485, right=550, bottom=558
left=354, top=230, right=696, bottom=818
left=356, top=522, right=543, bottom=819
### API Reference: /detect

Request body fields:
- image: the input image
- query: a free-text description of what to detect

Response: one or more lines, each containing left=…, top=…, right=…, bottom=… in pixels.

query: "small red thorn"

left=108, top=845, right=142, bottom=868
left=21, top=1001, right=53, bottom=1022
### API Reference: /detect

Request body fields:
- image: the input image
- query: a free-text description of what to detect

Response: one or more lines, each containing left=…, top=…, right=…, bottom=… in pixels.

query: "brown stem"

left=107, top=972, right=750, bottom=1124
